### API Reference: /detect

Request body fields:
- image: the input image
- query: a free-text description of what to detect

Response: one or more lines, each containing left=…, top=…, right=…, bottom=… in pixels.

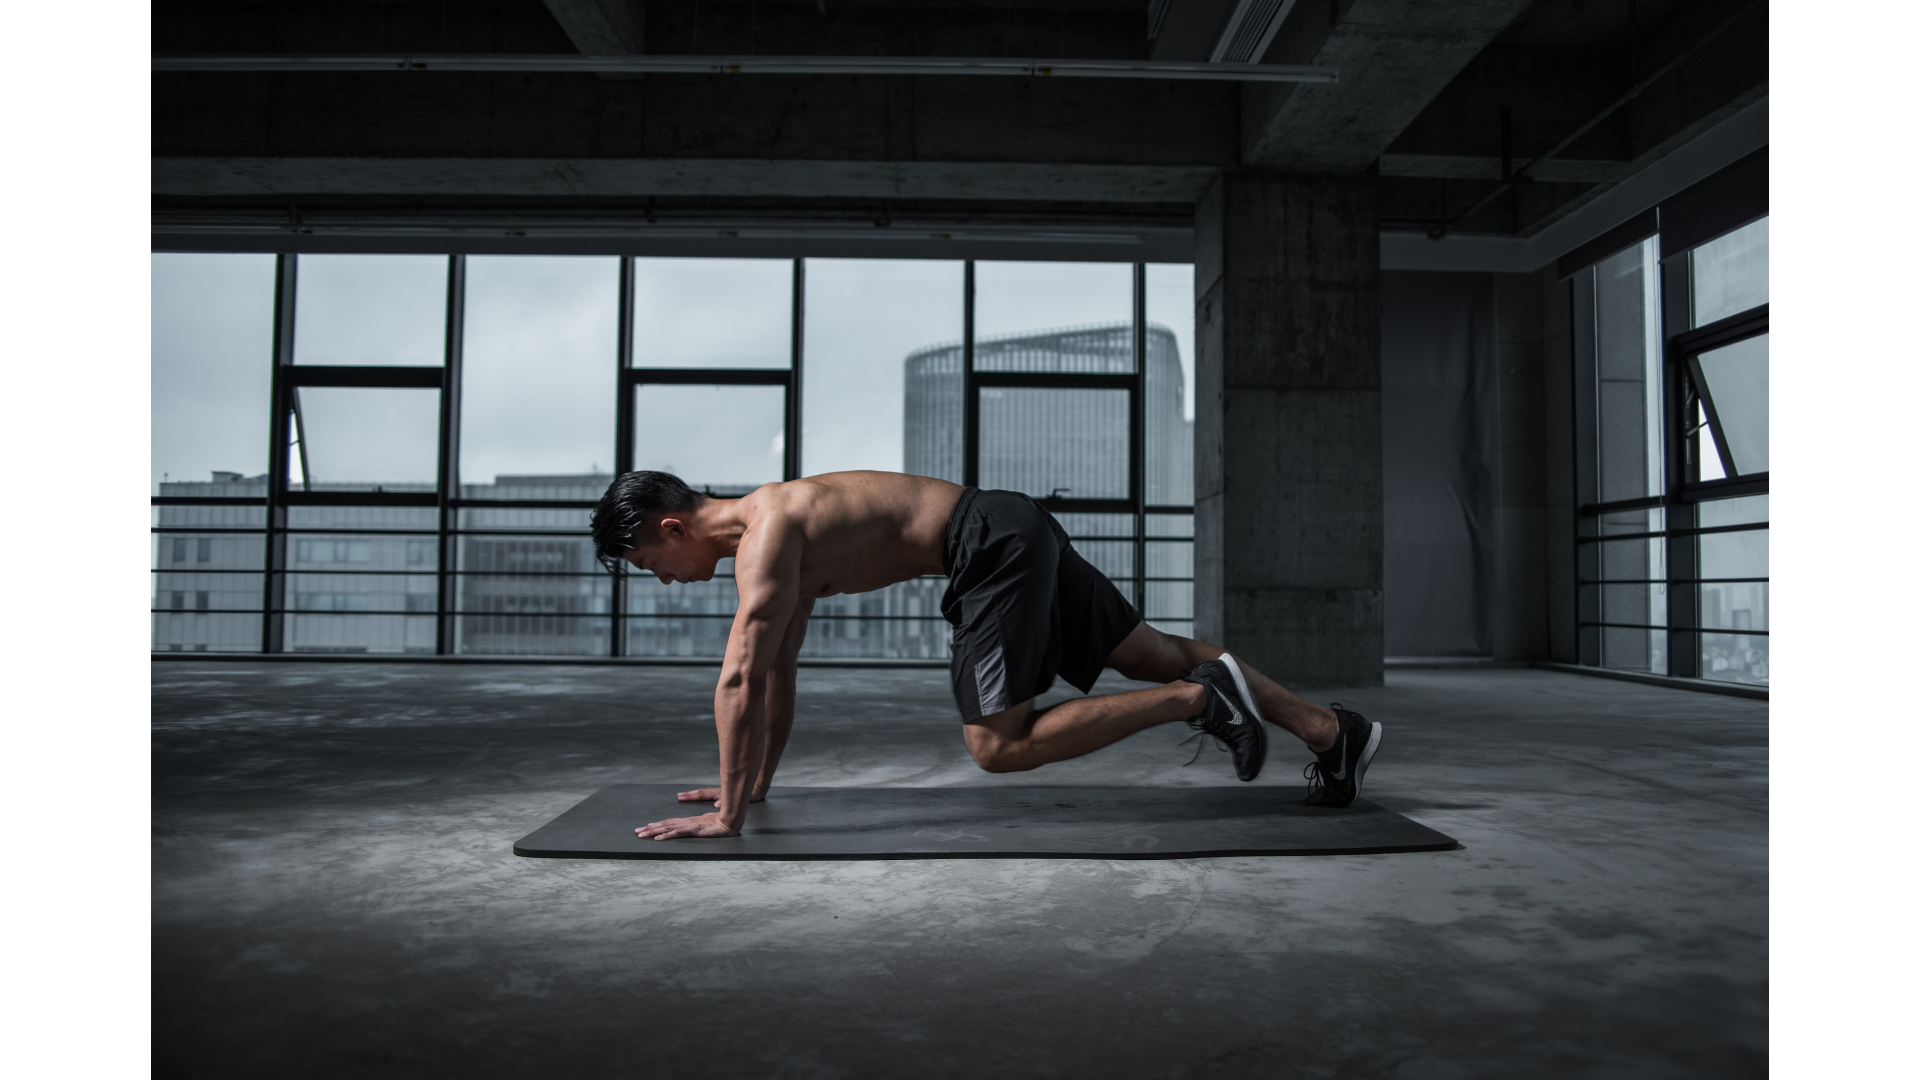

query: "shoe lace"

left=1178, top=720, right=1231, bottom=767
left=1302, top=759, right=1328, bottom=802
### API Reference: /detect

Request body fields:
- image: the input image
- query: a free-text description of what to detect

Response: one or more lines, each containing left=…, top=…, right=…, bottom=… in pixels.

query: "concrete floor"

left=153, top=661, right=1767, bottom=1078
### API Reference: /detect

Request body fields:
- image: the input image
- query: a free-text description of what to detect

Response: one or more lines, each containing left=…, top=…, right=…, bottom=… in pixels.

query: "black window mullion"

left=963, top=260, right=978, bottom=489
left=1131, top=261, right=1147, bottom=613
left=788, top=257, right=804, bottom=482
left=613, top=256, right=636, bottom=656
left=263, top=252, right=297, bottom=654
left=437, top=254, right=465, bottom=655
left=1569, top=270, right=1600, bottom=665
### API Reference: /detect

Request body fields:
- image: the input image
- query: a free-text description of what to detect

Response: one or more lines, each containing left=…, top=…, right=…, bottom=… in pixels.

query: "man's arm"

left=637, top=518, right=803, bottom=840
left=674, top=597, right=814, bottom=807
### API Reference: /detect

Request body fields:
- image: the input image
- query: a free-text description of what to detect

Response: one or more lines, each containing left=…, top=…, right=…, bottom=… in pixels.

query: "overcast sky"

left=152, top=253, right=1196, bottom=494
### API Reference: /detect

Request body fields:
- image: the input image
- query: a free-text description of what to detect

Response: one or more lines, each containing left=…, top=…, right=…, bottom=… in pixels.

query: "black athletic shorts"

left=941, top=487, right=1143, bottom=721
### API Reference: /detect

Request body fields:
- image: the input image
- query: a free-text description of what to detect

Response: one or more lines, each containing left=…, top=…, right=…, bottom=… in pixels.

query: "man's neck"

left=689, top=497, right=749, bottom=559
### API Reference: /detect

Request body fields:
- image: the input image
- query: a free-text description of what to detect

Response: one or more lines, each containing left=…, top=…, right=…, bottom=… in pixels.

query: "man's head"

left=590, top=470, right=711, bottom=581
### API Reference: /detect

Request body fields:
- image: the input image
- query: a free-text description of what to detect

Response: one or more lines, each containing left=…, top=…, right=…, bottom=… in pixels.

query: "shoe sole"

left=1351, top=721, right=1383, bottom=803
left=1214, top=653, right=1267, bottom=781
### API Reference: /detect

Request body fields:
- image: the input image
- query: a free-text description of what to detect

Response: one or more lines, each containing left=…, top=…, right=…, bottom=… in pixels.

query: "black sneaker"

left=1181, top=655, right=1268, bottom=782
left=1303, top=704, right=1382, bottom=808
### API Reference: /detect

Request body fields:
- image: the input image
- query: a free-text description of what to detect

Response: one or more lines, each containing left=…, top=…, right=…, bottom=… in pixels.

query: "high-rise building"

left=903, top=321, right=1193, bottom=505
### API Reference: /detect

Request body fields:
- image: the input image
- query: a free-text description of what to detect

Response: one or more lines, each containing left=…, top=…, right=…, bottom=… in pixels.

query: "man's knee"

left=963, top=706, right=1034, bottom=773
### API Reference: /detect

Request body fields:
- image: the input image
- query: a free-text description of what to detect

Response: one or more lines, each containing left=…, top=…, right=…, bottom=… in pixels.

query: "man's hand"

left=635, top=812, right=737, bottom=841
left=676, top=787, right=766, bottom=805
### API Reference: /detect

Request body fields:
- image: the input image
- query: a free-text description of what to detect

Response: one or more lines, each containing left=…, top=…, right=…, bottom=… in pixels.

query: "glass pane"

left=625, top=617, right=733, bottom=658
left=632, top=384, right=785, bottom=494
left=290, top=387, right=441, bottom=491
left=461, top=478, right=612, bottom=504
left=1074, top=540, right=1134, bottom=582
left=1145, top=581, right=1193, bottom=620
left=1691, top=217, right=1768, bottom=327
left=1698, top=494, right=1768, bottom=528
left=152, top=610, right=262, bottom=653
left=632, top=258, right=791, bottom=369
left=1702, top=632, right=1768, bottom=685
left=455, top=535, right=612, bottom=655
left=1593, top=505, right=1666, bottom=675
left=286, top=507, right=438, bottom=531
left=1146, top=513, right=1194, bottom=538
left=974, top=262, right=1133, bottom=370
left=1146, top=540, right=1193, bottom=579
left=461, top=256, right=618, bottom=487
left=1145, top=263, right=1195, bottom=506
left=289, top=533, right=431, bottom=570
left=457, top=535, right=598, bottom=576
left=627, top=576, right=739, bottom=616
left=293, top=255, right=447, bottom=366
left=152, top=253, right=275, bottom=495
left=287, top=572, right=438, bottom=612
left=151, top=571, right=262, bottom=611
left=1696, top=334, right=1768, bottom=475
left=281, top=613, right=437, bottom=654
left=1594, top=240, right=1663, bottom=503
left=976, top=323, right=1136, bottom=375
left=803, top=259, right=963, bottom=477
left=1054, top=513, right=1134, bottom=538
left=153, top=533, right=265, bottom=572
left=1700, top=582, right=1768, bottom=632
left=979, top=388, right=1129, bottom=499
left=1700, top=527, right=1768, bottom=581
left=1695, top=400, right=1727, bottom=482
left=457, top=507, right=595, bottom=532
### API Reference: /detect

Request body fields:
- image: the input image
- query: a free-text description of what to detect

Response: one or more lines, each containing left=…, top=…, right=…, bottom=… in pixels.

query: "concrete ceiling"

left=151, top=0, right=1767, bottom=248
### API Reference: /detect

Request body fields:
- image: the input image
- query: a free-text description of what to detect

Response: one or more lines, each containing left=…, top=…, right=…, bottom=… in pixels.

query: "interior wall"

left=1381, top=269, right=1552, bottom=659
left=1381, top=271, right=1497, bottom=657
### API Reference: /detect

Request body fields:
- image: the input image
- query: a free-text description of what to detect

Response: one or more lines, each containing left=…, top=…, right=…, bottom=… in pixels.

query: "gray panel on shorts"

left=974, top=646, right=1008, bottom=715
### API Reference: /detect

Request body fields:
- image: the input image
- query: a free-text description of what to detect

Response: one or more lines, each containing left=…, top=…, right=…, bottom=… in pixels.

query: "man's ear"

left=656, top=517, right=687, bottom=541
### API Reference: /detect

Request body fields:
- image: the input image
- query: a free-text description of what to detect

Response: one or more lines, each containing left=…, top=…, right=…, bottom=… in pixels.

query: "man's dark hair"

left=590, top=471, right=704, bottom=575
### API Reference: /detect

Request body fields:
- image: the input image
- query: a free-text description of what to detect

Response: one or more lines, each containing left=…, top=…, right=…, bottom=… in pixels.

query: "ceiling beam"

left=543, top=0, right=645, bottom=56
left=1240, top=0, right=1536, bottom=172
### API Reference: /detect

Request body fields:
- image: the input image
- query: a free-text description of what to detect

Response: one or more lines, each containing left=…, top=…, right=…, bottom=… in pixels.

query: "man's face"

left=621, top=518, right=716, bottom=584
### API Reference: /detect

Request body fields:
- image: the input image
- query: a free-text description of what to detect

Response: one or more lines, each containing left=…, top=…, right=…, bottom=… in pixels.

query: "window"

left=1574, top=212, right=1920, bottom=680
left=288, top=387, right=442, bottom=493
left=152, top=254, right=1196, bottom=660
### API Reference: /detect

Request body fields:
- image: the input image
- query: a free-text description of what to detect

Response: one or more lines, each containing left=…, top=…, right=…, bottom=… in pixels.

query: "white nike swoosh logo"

left=1329, top=735, right=1348, bottom=779
left=1223, top=695, right=1243, bottom=725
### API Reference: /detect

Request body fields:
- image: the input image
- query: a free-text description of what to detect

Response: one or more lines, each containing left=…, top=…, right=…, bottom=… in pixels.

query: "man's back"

left=738, top=471, right=964, bottom=598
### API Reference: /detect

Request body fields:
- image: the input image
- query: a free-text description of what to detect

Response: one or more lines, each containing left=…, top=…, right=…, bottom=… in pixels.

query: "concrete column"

left=1193, top=172, right=1383, bottom=689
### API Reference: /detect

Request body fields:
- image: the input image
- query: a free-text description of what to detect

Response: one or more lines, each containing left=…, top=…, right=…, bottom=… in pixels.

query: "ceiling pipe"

left=150, top=53, right=1338, bottom=84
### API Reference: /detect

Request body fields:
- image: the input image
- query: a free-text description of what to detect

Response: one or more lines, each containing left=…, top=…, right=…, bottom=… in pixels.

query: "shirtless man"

left=589, top=470, right=1383, bottom=841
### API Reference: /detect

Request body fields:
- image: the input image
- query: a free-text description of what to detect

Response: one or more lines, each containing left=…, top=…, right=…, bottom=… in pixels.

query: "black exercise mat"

left=514, top=784, right=1458, bottom=860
